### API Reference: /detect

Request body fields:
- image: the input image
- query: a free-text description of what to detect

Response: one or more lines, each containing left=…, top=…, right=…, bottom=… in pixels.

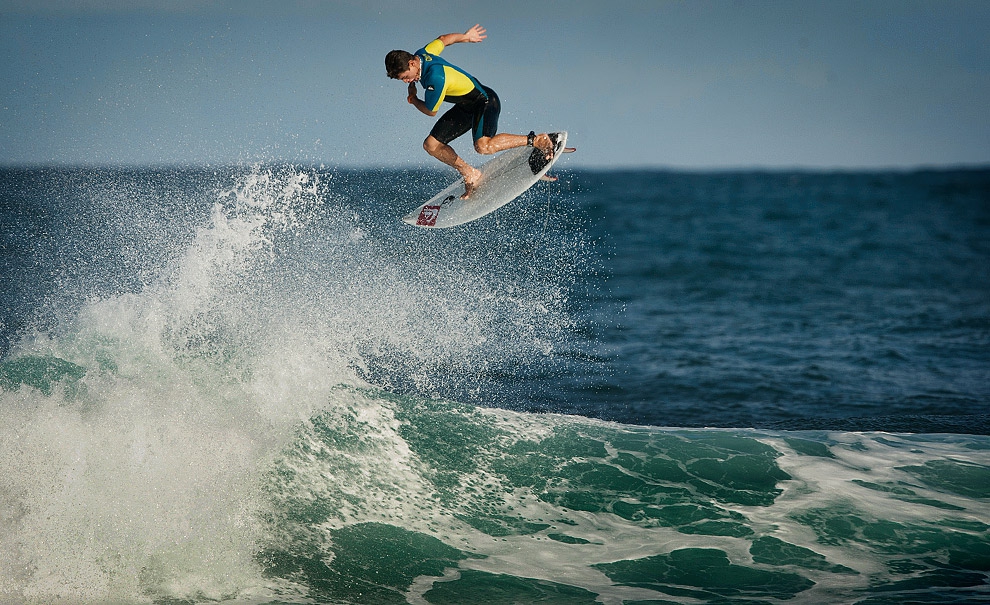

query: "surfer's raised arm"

left=437, top=24, right=487, bottom=46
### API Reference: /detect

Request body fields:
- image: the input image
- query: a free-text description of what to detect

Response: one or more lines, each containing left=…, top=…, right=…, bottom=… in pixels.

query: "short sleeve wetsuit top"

left=416, top=39, right=501, bottom=144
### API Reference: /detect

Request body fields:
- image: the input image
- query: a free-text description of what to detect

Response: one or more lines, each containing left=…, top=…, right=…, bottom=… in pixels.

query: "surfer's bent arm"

left=406, top=82, right=437, bottom=116
left=437, top=24, right=487, bottom=47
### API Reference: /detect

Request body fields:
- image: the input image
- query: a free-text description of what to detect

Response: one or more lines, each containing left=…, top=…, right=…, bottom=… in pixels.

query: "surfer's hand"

left=407, top=82, right=418, bottom=104
left=438, top=24, right=486, bottom=46
left=463, top=24, right=487, bottom=43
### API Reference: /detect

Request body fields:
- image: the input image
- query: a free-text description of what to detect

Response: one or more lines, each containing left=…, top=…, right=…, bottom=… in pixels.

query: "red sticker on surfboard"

left=416, top=205, right=441, bottom=226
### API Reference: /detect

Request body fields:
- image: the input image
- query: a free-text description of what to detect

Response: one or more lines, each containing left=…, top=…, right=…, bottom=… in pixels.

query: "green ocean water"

left=255, top=387, right=989, bottom=604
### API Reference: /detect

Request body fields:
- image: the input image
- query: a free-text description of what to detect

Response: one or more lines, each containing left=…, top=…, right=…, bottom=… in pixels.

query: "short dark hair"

left=385, top=50, right=415, bottom=79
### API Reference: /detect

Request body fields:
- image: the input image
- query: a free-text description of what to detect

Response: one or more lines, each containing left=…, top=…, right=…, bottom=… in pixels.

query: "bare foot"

left=461, top=166, right=482, bottom=199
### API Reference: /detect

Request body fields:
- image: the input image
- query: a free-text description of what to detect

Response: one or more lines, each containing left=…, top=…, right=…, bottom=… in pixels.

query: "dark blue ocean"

left=1, top=166, right=988, bottom=603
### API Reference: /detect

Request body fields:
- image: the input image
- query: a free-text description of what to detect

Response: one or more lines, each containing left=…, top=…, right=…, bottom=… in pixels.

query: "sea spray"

left=0, top=167, right=346, bottom=603
left=0, top=164, right=589, bottom=603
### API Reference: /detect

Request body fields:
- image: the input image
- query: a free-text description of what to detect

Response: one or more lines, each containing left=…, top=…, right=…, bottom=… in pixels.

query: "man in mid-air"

left=386, top=24, right=554, bottom=198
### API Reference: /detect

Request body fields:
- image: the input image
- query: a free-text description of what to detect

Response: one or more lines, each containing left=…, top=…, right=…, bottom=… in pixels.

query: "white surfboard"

left=402, top=131, right=570, bottom=228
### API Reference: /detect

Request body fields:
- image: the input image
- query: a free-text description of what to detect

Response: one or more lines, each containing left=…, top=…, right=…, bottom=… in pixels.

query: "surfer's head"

left=386, top=50, right=419, bottom=82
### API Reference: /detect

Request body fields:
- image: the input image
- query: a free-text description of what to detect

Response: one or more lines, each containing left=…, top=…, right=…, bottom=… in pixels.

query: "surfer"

left=386, top=24, right=555, bottom=198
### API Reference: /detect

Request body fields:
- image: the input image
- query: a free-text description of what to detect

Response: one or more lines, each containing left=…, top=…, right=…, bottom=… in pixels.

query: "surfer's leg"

left=423, top=136, right=482, bottom=197
left=468, top=86, right=553, bottom=158
left=427, top=107, right=482, bottom=197
left=473, top=133, right=524, bottom=154
left=474, top=133, right=554, bottom=158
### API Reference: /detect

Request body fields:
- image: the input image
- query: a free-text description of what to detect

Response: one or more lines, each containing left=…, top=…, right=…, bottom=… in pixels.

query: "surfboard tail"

left=527, top=133, right=565, bottom=175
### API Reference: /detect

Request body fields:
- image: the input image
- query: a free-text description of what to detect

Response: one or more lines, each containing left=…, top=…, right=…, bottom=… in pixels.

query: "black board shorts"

left=429, top=86, right=500, bottom=144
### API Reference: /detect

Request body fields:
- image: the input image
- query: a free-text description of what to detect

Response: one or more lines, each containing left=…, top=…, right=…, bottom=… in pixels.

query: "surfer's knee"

left=473, top=137, right=494, bottom=155
left=424, top=136, right=448, bottom=160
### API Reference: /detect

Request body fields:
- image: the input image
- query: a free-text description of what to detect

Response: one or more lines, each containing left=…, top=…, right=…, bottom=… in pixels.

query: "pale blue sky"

left=2, top=0, right=988, bottom=168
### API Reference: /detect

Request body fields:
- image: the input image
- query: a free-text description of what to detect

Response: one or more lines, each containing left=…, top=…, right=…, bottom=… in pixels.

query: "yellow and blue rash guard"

left=416, top=39, right=489, bottom=113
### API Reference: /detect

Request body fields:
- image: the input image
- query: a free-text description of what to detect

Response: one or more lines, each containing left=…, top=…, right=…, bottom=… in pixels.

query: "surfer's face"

left=396, top=57, right=421, bottom=83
